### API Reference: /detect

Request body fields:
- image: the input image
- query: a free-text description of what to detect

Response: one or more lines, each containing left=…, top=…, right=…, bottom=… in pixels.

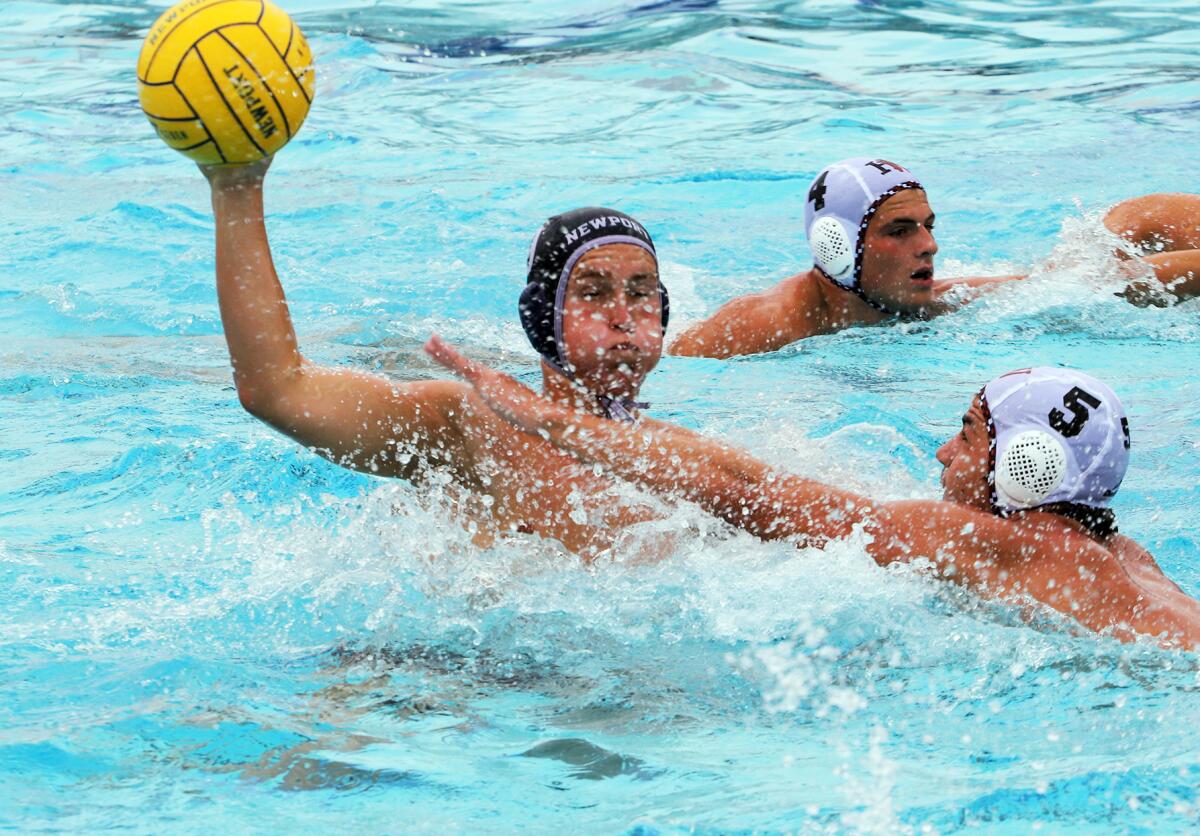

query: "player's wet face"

left=936, top=395, right=993, bottom=511
left=560, top=244, right=663, bottom=396
left=859, top=189, right=938, bottom=313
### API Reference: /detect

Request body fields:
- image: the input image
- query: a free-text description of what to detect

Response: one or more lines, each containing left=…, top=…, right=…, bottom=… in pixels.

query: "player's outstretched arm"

left=1119, top=251, right=1200, bottom=306
left=426, top=335, right=1020, bottom=567
left=939, top=275, right=1026, bottom=291
left=932, top=274, right=1027, bottom=312
left=203, top=161, right=467, bottom=480
left=427, top=334, right=885, bottom=543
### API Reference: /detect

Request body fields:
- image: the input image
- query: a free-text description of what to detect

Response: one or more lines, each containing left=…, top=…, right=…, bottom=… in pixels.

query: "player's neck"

left=1016, top=504, right=1118, bottom=543
left=812, top=269, right=893, bottom=329
left=540, top=362, right=638, bottom=418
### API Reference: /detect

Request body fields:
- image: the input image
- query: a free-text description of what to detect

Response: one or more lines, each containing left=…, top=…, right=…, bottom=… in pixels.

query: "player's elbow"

left=232, top=364, right=305, bottom=423
left=236, top=383, right=278, bottom=421
left=667, top=331, right=708, bottom=357
left=235, top=385, right=310, bottom=439
left=234, top=375, right=304, bottom=428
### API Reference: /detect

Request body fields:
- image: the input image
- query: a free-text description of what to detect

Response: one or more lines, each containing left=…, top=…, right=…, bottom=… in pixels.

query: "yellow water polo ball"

left=137, top=0, right=316, bottom=165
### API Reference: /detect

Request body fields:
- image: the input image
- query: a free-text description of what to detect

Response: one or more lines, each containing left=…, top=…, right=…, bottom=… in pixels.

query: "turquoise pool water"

left=4, top=0, right=1200, bottom=830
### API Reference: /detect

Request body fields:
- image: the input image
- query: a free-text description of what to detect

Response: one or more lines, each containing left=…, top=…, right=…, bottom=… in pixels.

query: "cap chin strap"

left=598, top=395, right=649, bottom=423
left=980, top=389, right=1017, bottom=517
left=813, top=267, right=906, bottom=317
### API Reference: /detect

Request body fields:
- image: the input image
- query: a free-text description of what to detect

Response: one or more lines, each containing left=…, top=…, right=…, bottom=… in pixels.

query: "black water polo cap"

left=518, top=206, right=669, bottom=372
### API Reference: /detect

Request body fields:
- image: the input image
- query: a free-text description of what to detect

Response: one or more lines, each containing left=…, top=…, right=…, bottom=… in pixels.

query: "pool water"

left=4, top=0, right=1200, bottom=830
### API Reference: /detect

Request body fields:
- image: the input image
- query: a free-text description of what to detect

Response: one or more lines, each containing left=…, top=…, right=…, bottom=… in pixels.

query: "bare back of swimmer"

left=428, top=339, right=1200, bottom=649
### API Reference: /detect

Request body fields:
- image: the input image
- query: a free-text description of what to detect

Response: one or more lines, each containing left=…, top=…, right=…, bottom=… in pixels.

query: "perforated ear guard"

left=995, top=430, right=1069, bottom=509
left=809, top=216, right=855, bottom=286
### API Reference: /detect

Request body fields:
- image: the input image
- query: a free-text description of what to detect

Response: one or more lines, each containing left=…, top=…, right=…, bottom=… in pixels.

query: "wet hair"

left=1028, top=502, right=1118, bottom=540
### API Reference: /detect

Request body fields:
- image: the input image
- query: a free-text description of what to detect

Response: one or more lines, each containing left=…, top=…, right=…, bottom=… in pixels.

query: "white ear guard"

left=995, top=430, right=1068, bottom=509
left=808, top=216, right=855, bottom=285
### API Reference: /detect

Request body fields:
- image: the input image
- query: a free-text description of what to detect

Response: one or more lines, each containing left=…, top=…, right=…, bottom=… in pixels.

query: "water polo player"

left=201, top=158, right=670, bottom=556
left=428, top=342, right=1200, bottom=647
left=670, top=157, right=1200, bottom=358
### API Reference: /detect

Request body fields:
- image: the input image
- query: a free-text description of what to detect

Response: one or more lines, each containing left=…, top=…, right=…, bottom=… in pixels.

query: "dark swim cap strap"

left=1034, top=502, right=1118, bottom=539
left=814, top=268, right=904, bottom=317
left=519, top=280, right=557, bottom=362
left=850, top=180, right=922, bottom=291
left=978, top=386, right=1003, bottom=515
left=599, top=396, right=649, bottom=423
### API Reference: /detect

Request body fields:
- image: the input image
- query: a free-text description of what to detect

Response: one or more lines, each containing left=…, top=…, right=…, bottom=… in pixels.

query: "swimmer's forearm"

left=928, top=275, right=1025, bottom=315
left=940, top=274, right=1026, bottom=294
left=958, top=275, right=1026, bottom=286
left=551, top=417, right=785, bottom=534
left=1141, top=251, right=1200, bottom=302
left=545, top=416, right=870, bottom=542
left=209, top=178, right=305, bottom=408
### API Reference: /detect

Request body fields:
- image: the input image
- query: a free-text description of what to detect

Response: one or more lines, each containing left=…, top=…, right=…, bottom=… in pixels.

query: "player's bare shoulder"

left=784, top=269, right=831, bottom=333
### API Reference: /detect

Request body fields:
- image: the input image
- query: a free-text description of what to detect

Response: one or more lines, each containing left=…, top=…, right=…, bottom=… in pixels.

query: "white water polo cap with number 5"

left=981, top=367, right=1130, bottom=512
left=803, top=157, right=923, bottom=291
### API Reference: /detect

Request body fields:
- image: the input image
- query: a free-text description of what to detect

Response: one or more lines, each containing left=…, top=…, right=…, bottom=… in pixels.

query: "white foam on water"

left=657, top=258, right=705, bottom=328
left=940, top=210, right=1200, bottom=343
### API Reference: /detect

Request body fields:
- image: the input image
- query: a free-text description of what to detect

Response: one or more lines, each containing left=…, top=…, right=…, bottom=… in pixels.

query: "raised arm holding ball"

left=203, top=158, right=678, bottom=555
left=142, top=0, right=688, bottom=555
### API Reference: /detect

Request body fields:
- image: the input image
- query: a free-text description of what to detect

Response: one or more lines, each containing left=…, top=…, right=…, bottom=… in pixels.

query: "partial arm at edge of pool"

left=1106, top=192, right=1200, bottom=306
left=1119, top=250, right=1200, bottom=306
left=931, top=273, right=1028, bottom=311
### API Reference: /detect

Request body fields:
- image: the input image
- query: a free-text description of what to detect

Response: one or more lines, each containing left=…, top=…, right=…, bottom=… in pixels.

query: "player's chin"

left=939, top=476, right=969, bottom=506
left=608, top=361, right=649, bottom=388
left=905, top=278, right=936, bottom=298
left=597, top=358, right=651, bottom=393
left=612, top=342, right=661, bottom=369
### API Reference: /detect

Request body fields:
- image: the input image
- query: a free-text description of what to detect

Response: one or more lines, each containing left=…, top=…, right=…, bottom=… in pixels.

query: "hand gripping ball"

left=137, top=0, right=316, bottom=165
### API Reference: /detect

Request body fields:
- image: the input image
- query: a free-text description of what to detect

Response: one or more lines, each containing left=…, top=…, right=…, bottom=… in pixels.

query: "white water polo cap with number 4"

left=981, top=367, right=1130, bottom=512
left=803, top=157, right=924, bottom=290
